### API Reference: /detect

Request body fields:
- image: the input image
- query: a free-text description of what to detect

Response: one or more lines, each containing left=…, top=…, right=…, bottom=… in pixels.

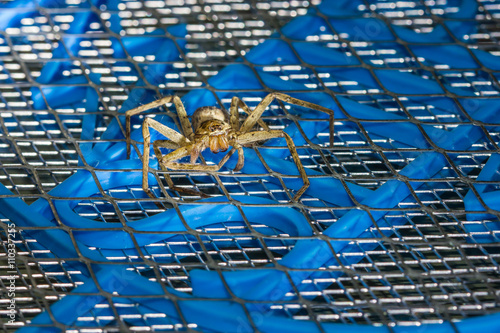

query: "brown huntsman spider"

left=125, top=93, right=334, bottom=201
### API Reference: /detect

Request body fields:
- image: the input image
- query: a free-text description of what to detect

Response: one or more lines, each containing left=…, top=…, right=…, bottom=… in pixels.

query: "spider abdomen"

left=192, top=106, right=229, bottom=131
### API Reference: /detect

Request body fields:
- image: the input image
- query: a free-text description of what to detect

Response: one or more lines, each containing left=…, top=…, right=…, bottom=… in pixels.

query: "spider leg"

left=234, top=147, right=244, bottom=171
left=171, top=96, right=194, bottom=141
left=229, top=96, right=270, bottom=132
left=237, top=130, right=309, bottom=202
left=229, top=96, right=240, bottom=131
left=153, top=140, right=209, bottom=198
left=141, top=118, right=190, bottom=200
left=125, top=95, right=194, bottom=158
left=160, top=144, right=221, bottom=171
left=229, top=96, right=271, bottom=172
left=214, top=146, right=244, bottom=171
left=239, top=92, right=334, bottom=146
left=126, top=95, right=174, bottom=158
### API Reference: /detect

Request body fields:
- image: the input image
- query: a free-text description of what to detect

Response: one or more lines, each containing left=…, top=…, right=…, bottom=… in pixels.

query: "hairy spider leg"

left=228, top=96, right=271, bottom=171
left=239, top=92, right=334, bottom=147
left=172, top=96, right=194, bottom=141
left=229, top=96, right=271, bottom=132
left=141, top=118, right=190, bottom=199
left=125, top=95, right=194, bottom=158
left=153, top=140, right=208, bottom=198
left=237, top=130, right=310, bottom=201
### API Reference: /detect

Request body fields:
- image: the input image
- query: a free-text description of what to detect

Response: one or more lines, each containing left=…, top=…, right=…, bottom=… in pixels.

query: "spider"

left=125, top=93, right=334, bottom=201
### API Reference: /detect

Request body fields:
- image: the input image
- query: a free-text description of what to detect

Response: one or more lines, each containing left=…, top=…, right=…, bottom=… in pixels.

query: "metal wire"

left=0, top=0, right=500, bottom=332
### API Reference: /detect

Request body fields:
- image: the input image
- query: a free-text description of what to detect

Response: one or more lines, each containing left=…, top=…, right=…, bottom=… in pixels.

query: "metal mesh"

left=1, top=0, right=500, bottom=332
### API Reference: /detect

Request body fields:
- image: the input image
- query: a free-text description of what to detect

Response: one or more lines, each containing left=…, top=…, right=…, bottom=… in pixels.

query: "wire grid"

left=0, top=0, right=500, bottom=332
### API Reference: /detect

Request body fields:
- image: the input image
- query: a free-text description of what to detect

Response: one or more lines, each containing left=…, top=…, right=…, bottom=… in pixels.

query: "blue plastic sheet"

left=1, top=0, right=500, bottom=332
left=16, top=265, right=500, bottom=333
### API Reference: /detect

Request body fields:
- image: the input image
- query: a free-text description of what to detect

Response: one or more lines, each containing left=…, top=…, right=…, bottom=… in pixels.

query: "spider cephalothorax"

left=192, top=107, right=233, bottom=155
left=125, top=93, right=334, bottom=201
